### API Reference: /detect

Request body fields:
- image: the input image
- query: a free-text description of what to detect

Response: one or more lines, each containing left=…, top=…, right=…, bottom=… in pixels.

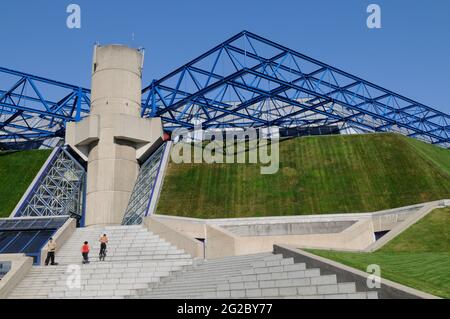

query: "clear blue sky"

left=1, top=0, right=449, bottom=113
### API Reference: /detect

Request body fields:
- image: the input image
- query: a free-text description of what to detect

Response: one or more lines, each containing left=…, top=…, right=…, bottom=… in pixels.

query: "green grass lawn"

left=0, top=149, right=52, bottom=218
left=308, top=207, right=450, bottom=298
left=157, top=133, right=450, bottom=218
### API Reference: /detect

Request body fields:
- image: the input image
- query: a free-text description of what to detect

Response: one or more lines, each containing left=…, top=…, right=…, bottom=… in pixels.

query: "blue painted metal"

left=142, top=31, right=450, bottom=147
left=13, top=146, right=86, bottom=221
left=0, top=67, right=90, bottom=148
left=1, top=31, right=449, bottom=148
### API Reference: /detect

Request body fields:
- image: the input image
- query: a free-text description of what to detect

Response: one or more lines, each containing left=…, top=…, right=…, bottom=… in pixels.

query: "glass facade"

left=122, top=143, right=166, bottom=225
left=0, top=217, right=68, bottom=264
left=14, top=147, right=86, bottom=221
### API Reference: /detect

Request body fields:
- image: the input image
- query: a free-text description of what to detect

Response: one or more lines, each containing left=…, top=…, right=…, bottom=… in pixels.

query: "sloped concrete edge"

left=144, top=216, right=203, bottom=258
left=40, top=218, right=77, bottom=265
left=364, top=199, right=449, bottom=252
left=0, top=254, right=33, bottom=299
left=273, top=244, right=440, bottom=299
left=146, top=141, right=173, bottom=217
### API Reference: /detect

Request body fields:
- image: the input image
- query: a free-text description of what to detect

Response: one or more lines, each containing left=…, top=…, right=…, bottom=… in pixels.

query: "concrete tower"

left=66, top=45, right=163, bottom=226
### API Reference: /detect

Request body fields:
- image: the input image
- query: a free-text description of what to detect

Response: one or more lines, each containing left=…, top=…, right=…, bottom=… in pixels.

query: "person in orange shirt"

left=81, top=241, right=90, bottom=264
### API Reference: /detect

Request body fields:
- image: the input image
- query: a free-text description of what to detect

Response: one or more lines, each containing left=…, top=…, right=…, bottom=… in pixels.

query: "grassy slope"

left=406, top=137, right=450, bottom=177
left=309, top=207, right=450, bottom=298
left=157, top=133, right=450, bottom=218
left=0, top=150, right=52, bottom=218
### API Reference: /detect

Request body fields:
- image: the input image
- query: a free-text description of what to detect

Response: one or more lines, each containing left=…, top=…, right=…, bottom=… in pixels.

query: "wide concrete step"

left=61, top=239, right=170, bottom=245
left=142, top=269, right=329, bottom=296
left=184, top=255, right=284, bottom=271
left=54, top=254, right=185, bottom=262
left=11, top=222, right=376, bottom=300
left=54, top=253, right=186, bottom=262
left=154, top=273, right=336, bottom=293
left=55, top=247, right=183, bottom=256
left=144, top=282, right=360, bottom=299
left=204, top=254, right=274, bottom=261
left=197, top=253, right=278, bottom=264
left=165, top=263, right=310, bottom=284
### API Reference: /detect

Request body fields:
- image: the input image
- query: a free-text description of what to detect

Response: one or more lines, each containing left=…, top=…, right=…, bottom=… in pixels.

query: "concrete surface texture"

left=364, top=199, right=449, bottom=252
left=65, top=44, right=164, bottom=225
left=7, top=225, right=193, bottom=299
left=273, top=244, right=438, bottom=299
left=133, top=253, right=378, bottom=299
left=147, top=200, right=448, bottom=258
left=222, top=220, right=356, bottom=236
left=7, top=235, right=378, bottom=299
left=39, top=218, right=76, bottom=265
left=143, top=216, right=204, bottom=258
left=0, top=254, right=33, bottom=299
left=10, top=199, right=447, bottom=299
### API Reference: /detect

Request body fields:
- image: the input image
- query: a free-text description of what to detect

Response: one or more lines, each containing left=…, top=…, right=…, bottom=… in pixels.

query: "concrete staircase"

left=8, top=225, right=193, bottom=299
left=134, top=253, right=378, bottom=299
left=8, top=225, right=378, bottom=299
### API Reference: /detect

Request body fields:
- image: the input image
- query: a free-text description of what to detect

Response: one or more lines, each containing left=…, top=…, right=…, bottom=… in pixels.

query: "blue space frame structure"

left=0, top=67, right=90, bottom=147
left=1, top=31, right=449, bottom=148
left=13, top=146, right=86, bottom=224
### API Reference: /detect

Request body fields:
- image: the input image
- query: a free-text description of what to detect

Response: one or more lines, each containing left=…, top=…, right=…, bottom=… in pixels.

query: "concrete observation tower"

left=66, top=45, right=163, bottom=226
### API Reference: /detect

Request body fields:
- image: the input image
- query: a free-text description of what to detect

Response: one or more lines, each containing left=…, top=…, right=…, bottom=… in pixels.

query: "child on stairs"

left=81, top=241, right=90, bottom=264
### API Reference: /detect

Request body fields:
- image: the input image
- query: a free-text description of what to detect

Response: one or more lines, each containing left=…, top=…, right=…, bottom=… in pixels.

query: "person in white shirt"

left=45, top=238, right=58, bottom=266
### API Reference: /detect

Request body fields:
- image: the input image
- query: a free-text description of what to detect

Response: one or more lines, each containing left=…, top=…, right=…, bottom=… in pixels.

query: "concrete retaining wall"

left=205, top=219, right=376, bottom=258
left=205, top=224, right=237, bottom=259
left=149, top=199, right=448, bottom=258
left=273, top=244, right=439, bottom=299
left=40, top=218, right=77, bottom=265
left=222, top=220, right=355, bottom=236
left=144, top=216, right=204, bottom=258
left=0, top=254, right=33, bottom=299
left=151, top=215, right=207, bottom=239
left=365, top=200, right=447, bottom=252
left=369, top=203, right=427, bottom=232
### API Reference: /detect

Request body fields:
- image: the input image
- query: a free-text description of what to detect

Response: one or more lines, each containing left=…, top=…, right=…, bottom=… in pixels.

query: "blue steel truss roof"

left=1, top=31, right=449, bottom=148
left=0, top=67, right=90, bottom=146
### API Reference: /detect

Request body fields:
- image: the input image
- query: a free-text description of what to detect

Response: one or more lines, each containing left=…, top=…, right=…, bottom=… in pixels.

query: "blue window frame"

left=0, top=217, right=68, bottom=265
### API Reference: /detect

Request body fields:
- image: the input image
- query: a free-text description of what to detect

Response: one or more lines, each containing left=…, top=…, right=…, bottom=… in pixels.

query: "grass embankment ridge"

left=157, top=133, right=450, bottom=218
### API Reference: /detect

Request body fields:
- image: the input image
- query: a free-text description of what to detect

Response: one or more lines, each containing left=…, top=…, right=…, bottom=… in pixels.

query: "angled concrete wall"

left=148, top=199, right=448, bottom=258
left=144, top=217, right=204, bottom=258
left=39, top=218, right=77, bottom=265
left=0, top=254, right=33, bottom=299
left=273, top=245, right=440, bottom=299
